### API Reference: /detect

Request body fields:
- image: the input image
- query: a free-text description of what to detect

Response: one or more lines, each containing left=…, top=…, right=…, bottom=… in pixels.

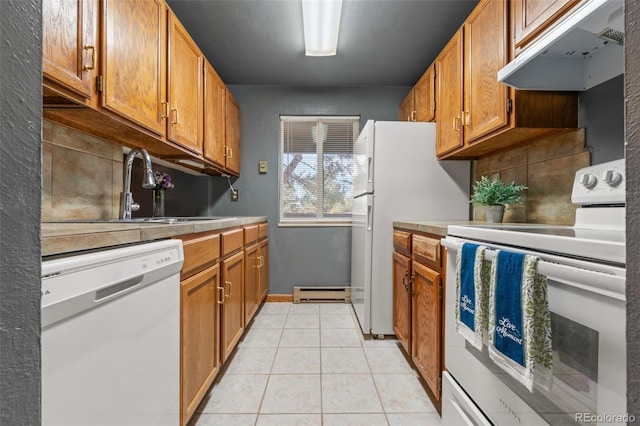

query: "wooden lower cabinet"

left=244, top=242, right=260, bottom=325
left=180, top=264, right=220, bottom=426
left=392, top=251, right=412, bottom=354
left=392, top=228, right=445, bottom=412
left=411, top=261, right=442, bottom=402
left=220, top=250, right=245, bottom=363
left=257, top=238, right=269, bottom=302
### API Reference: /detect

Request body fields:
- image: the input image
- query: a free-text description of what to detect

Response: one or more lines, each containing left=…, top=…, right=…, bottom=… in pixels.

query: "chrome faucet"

left=120, top=148, right=156, bottom=220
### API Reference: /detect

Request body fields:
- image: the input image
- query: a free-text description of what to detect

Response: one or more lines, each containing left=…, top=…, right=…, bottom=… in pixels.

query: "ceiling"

left=166, top=0, right=479, bottom=87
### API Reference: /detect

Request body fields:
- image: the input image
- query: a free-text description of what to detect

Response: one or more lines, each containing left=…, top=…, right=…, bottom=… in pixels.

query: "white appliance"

left=350, top=120, right=470, bottom=335
left=441, top=159, right=626, bottom=425
left=498, top=0, right=624, bottom=91
left=41, top=240, right=184, bottom=426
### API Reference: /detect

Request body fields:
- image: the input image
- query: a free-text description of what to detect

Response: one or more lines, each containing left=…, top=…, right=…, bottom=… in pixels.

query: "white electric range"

left=441, top=159, right=627, bottom=425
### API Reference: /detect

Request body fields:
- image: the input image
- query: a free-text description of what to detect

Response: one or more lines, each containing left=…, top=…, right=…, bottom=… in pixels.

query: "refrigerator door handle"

left=367, top=157, right=373, bottom=184
left=367, top=204, right=372, bottom=231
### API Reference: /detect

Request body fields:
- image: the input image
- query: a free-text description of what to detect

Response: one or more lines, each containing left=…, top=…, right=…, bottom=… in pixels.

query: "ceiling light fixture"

left=302, top=0, right=343, bottom=56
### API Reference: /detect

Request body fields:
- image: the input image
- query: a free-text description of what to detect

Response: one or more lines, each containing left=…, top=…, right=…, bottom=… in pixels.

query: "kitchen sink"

left=44, top=216, right=238, bottom=224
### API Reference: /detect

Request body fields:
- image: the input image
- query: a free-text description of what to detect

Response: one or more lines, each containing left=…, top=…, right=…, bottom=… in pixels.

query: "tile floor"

left=189, top=302, right=441, bottom=426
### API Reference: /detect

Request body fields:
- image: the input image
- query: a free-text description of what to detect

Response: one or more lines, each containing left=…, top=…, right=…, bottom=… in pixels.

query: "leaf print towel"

left=455, top=242, right=490, bottom=350
left=488, top=250, right=552, bottom=392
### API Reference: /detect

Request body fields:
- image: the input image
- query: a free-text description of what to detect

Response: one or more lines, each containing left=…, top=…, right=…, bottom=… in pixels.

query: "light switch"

left=259, top=161, right=268, bottom=174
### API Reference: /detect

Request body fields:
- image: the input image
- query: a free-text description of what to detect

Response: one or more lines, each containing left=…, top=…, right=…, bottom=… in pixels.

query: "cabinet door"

left=464, top=0, right=509, bottom=143
left=513, top=0, right=581, bottom=53
left=399, top=90, right=414, bottom=121
left=221, top=250, right=245, bottom=363
left=258, top=239, right=269, bottom=303
left=393, top=252, right=412, bottom=355
left=435, top=29, right=463, bottom=156
left=411, top=261, right=442, bottom=400
left=224, top=91, right=241, bottom=175
left=414, top=65, right=435, bottom=123
left=168, top=11, right=203, bottom=153
left=102, top=0, right=167, bottom=136
left=204, top=61, right=227, bottom=168
left=43, top=0, right=98, bottom=100
left=244, top=243, right=259, bottom=325
left=181, top=264, right=220, bottom=426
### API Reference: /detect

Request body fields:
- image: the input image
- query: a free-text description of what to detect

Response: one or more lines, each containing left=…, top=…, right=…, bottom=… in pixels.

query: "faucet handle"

left=131, top=202, right=140, bottom=212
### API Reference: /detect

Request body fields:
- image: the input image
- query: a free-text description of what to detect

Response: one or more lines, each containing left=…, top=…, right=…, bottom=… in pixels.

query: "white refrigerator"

left=351, top=120, right=470, bottom=336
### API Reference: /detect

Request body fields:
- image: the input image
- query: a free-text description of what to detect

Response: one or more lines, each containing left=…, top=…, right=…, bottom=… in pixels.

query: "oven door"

left=442, top=237, right=627, bottom=426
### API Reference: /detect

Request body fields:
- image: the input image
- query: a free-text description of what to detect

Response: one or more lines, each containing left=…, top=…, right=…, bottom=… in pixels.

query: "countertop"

left=42, top=216, right=268, bottom=257
left=393, top=220, right=490, bottom=237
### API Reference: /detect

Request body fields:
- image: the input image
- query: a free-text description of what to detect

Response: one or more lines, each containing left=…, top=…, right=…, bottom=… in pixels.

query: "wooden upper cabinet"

left=167, top=11, right=203, bottom=154
left=463, top=0, right=509, bottom=143
left=512, top=0, right=582, bottom=55
left=43, top=0, right=99, bottom=103
left=204, top=61, right=227, bottom=168
left=102, top=0, right=167, bottom=136
left=414, top=65, right=436, bottom=123
left=436, top=0, right=578, bottom=159
left=399, top=91, right=414, bottom=122
left=225, top=91, right=241, bottom=176
left=435, top=29, right=464, bottom=155
left=398, top=65, right=436, bottom=123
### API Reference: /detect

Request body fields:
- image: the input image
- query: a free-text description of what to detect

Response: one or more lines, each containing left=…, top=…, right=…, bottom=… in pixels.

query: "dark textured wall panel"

left=626, top=0, right=640, bottom=417
left=0, top=0, right=42, bottom=424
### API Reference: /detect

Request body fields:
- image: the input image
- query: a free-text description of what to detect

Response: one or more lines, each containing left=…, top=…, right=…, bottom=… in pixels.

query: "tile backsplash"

left=474, top=129, right=589, bottom=225
left=42, top=119, right=123, bottom=221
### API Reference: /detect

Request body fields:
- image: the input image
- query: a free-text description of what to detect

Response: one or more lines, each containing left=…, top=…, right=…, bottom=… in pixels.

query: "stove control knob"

left=602, top=170, right=623, bottom=187
left=580, top=173, right=598, bottom=189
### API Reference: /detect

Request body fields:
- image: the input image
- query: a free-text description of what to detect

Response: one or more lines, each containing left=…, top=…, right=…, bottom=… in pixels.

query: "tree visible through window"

left=279, top=116, right=359, bottom=224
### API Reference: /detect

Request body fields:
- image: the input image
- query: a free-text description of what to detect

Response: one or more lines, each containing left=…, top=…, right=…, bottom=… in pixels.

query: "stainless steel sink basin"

left=44, top=216, right=238, bottom=224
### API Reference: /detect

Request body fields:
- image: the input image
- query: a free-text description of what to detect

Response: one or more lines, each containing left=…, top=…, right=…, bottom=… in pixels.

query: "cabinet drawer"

left=222, top=228, right=243, bottom=257
left=244, top=225, right=259, bottom=246
left=393, top=230, right=412, bottom=255
left=412, top=235, right=441, bottom=267
left=258, top=222, right=268, bottom=240
left=180, top=233, right=220, bottom=280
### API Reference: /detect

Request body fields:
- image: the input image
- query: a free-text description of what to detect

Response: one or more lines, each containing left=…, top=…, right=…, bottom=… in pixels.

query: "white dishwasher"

left=42, top=239, right=184, bottom=426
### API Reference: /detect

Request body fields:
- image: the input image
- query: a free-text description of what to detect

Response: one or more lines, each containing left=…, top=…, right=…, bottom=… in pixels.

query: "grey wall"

left=0, top=0, right=42, bottom=423
left=626, top=1, right=640, bottom=417
left=202, top=85, right=410, bottom=294
left=579, top=74, right=625, bottom=164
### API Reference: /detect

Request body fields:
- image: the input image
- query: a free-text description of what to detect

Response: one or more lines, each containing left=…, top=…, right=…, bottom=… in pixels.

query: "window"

left=279, top=116, right=360, bottom=225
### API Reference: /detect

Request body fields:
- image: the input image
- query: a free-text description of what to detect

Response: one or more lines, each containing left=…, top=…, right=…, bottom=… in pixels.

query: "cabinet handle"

left=407, top=115, right=411, bottom=122
left=83, top=45, right=96, bottom=71
left=171, top=108, right=178, bottom=125
left=463, top=110, right=470, bottom=126
left=225, top=280, right=232, bottom=298
left=402, top=271, right=410, bottom=291
left=227, top=147, right=233, bottom=159
left=217, top=286, right=225, bottom=304
left=411, top=111, right=417, bottom=122
left=161, top=101, right=168, bottom=119
left=260, top=255, right=265, bottom=267
left=453, top=117, right=461, bottom=131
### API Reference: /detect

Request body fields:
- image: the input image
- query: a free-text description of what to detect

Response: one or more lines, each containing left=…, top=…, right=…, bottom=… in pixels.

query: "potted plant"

left=470, top=176, right=527, bottom=223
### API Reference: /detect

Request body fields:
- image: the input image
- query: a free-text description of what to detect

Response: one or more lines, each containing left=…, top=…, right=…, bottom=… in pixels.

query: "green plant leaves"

left=470, top=176, right=527, bottom=206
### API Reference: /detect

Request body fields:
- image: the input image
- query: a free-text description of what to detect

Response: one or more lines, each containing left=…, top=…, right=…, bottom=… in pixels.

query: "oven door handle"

left=442, top=238, right=625, bottom=301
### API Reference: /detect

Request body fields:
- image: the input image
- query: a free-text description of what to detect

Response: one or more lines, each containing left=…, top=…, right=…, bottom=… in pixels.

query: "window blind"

left=279, top=116, right=360, bottom=225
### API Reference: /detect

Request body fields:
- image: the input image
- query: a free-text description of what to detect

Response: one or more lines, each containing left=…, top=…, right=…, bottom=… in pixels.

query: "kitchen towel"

left=488, top=250, right=552, bottom=392
left=455, top=242, right=489, bottom=350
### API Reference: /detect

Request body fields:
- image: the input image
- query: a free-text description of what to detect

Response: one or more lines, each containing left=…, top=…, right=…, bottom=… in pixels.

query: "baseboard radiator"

left=293, top=286, right=351, bottom=303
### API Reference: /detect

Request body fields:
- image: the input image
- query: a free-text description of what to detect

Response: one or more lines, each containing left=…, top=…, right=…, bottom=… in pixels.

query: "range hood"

left=498, top=0, right=624, bottom=91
